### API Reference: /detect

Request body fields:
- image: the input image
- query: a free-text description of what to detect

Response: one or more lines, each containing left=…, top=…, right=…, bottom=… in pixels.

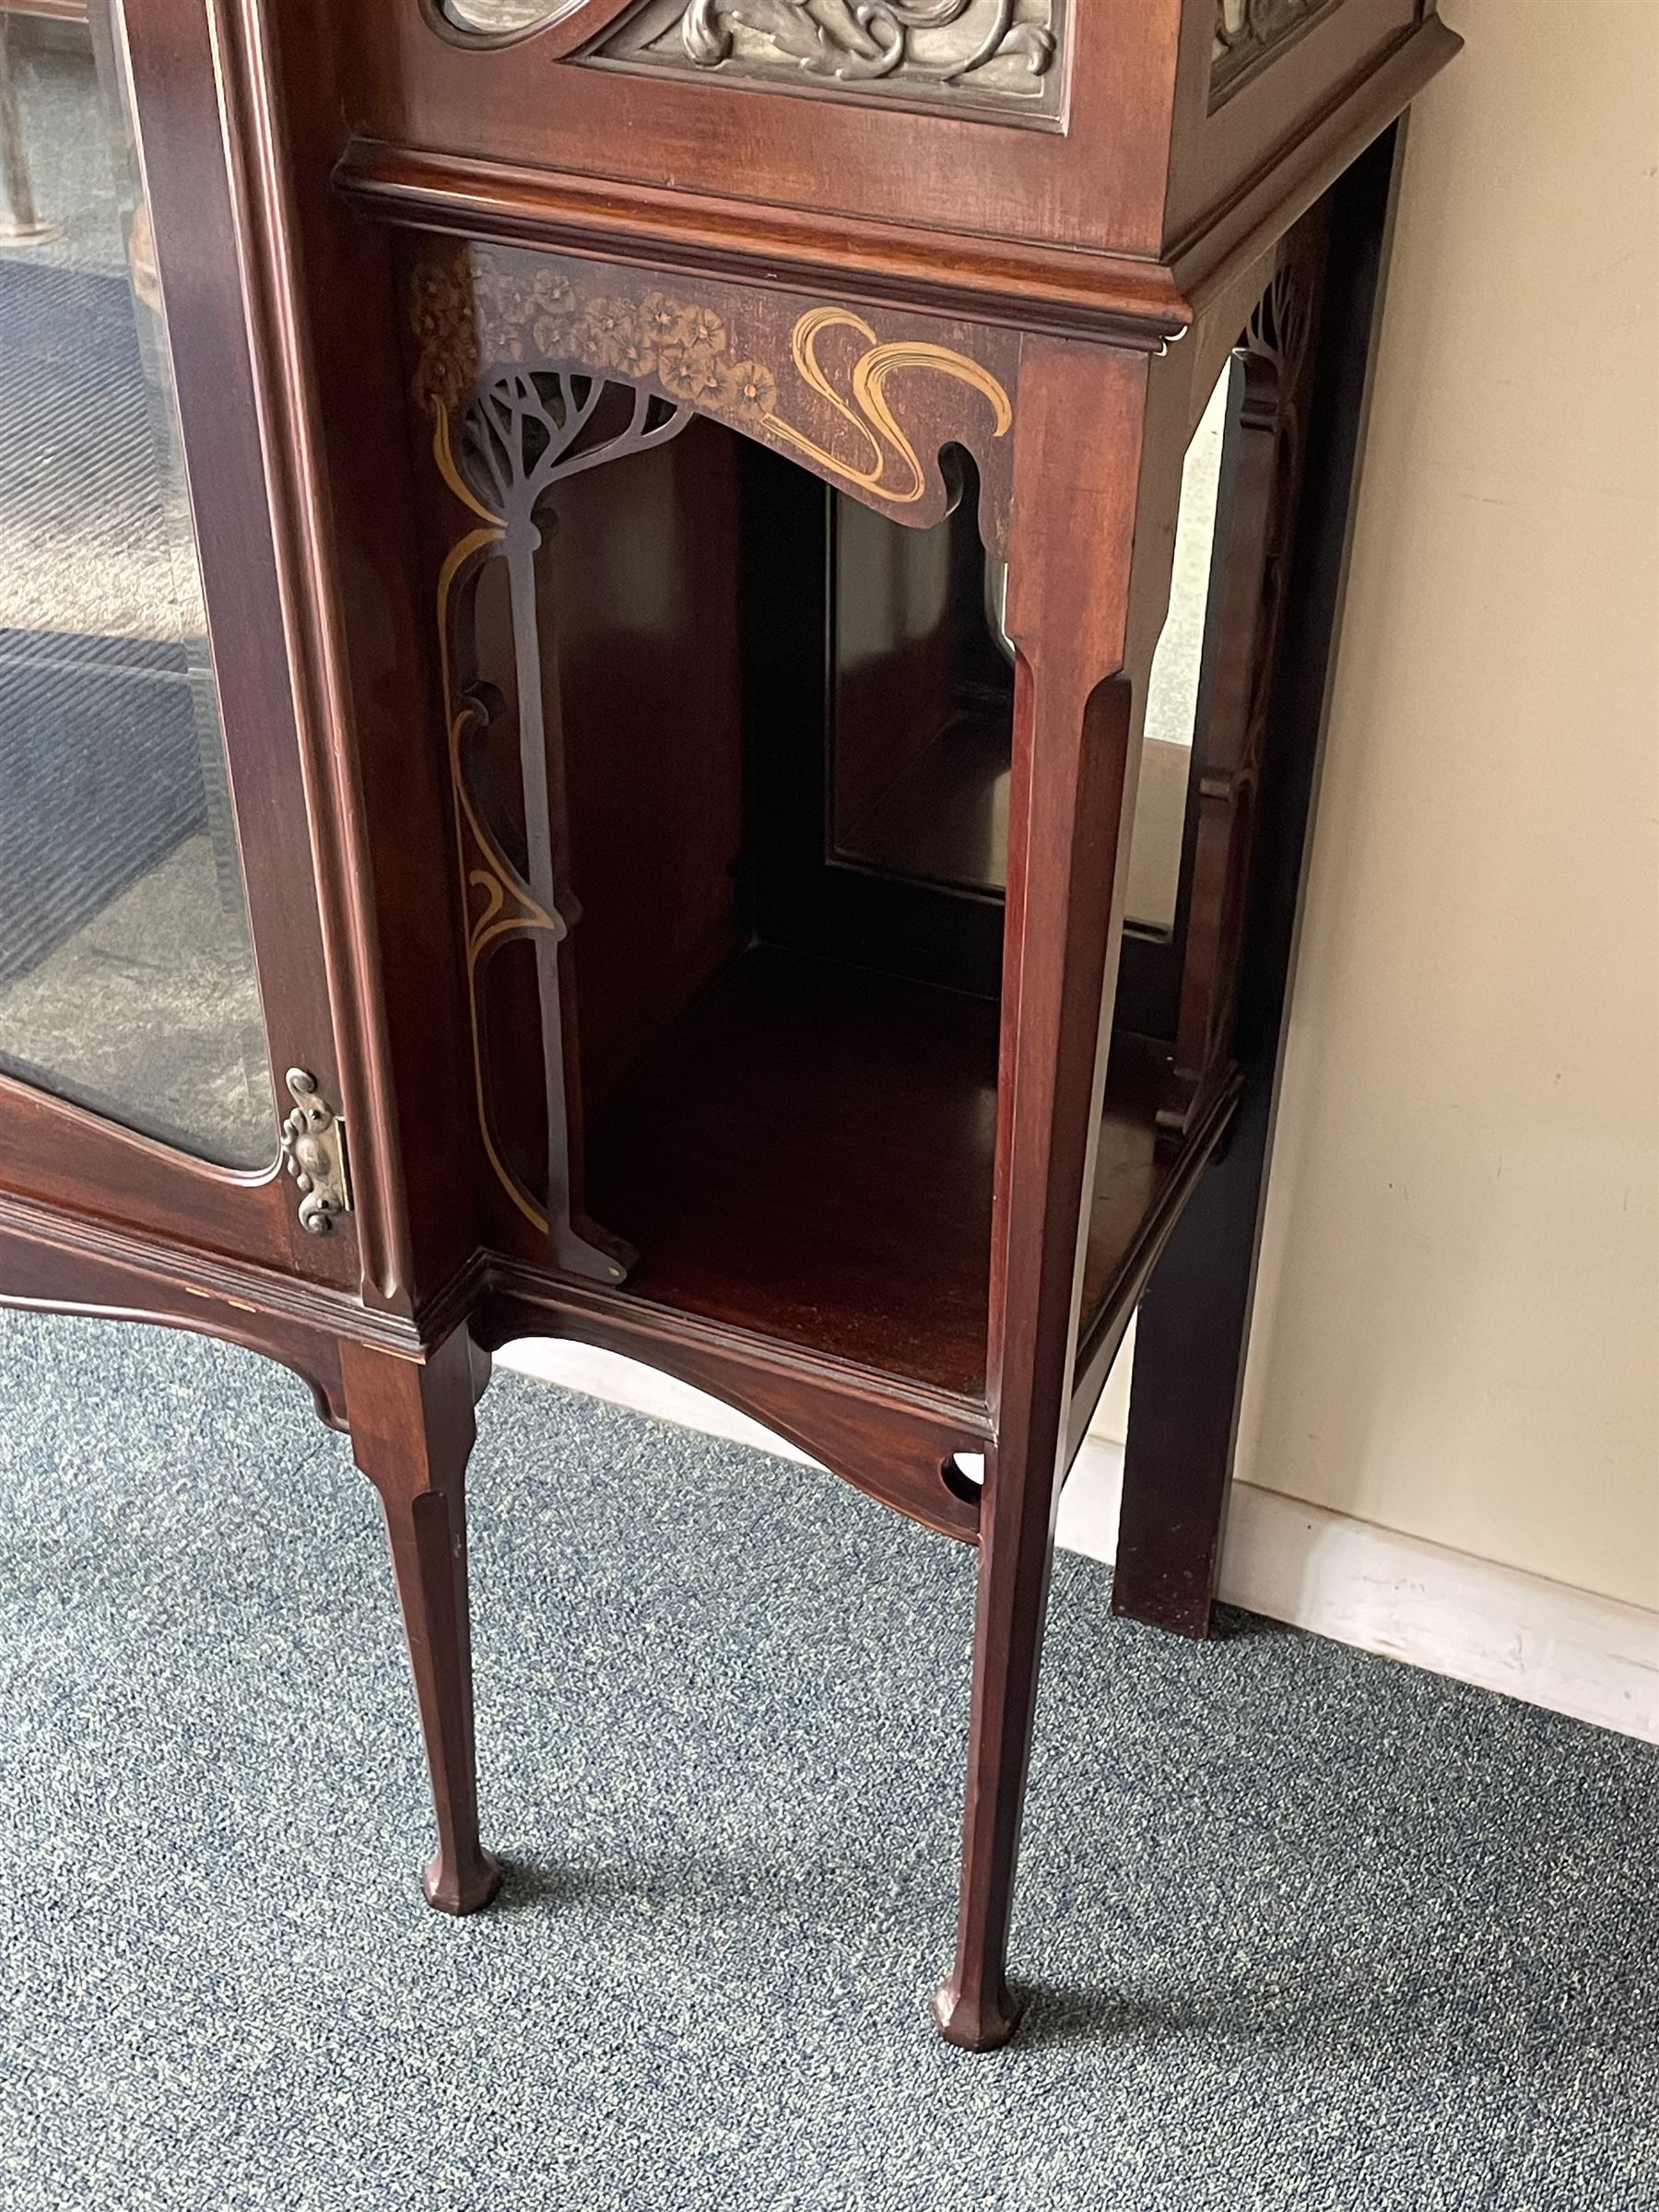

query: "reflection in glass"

left=0, top=8, right=273, bottom=1167
left=830, top=465, right=1016, bottom=895
left=825, top=357, right=1241, bottom=927
left=443, top=0, right=560, bottom=29
left=1125, top=355, right=1239, bottom=935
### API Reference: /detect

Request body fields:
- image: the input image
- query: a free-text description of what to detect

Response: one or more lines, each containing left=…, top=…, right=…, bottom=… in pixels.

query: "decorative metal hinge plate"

left=279, top=1068, right=352, bottom=1235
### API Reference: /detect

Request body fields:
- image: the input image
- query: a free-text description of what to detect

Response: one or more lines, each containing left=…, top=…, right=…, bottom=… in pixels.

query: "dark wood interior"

left=548, top=424, right=1010, bottom=1386
left=581, top=944, right=1192, bottom=1400
left=585, top=945, right=997, bottom=1393
left=552, top=417, right=747, bottom=1115
left=461, top=412, right=1217, bottom=1401
left=830, top=474, right=1015, bottom=899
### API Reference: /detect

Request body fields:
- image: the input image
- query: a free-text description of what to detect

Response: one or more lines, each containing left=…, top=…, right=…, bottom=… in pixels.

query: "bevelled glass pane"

left=0, top=9, right=274, bottom=1169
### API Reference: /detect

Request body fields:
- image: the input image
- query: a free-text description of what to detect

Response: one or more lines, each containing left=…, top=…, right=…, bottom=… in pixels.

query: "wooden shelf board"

left=584, top=944, right=1193, bottom=1404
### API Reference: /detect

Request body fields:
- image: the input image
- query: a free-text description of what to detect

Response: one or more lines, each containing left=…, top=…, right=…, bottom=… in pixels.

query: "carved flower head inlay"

left=674, top=304, right=727, bottom=354
left=409, top=261, right=480, bottom=411
left=580, top=297, right=638, bottom=367
left=657, top=342, right=729, bottom=408
left=725, top=360, right=779, bottom=422
left=639, top=290, right=688, bottom=346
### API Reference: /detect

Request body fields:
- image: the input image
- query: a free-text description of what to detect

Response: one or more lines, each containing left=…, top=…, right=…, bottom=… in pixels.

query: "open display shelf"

left=585, top=942, right=1206, bottom=1402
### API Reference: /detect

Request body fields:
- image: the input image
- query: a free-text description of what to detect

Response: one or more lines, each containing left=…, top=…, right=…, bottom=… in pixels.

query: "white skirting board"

left=496, top=1338, right=1659, bottom=1747
left=1053, top=1434, right=1659, bottom=1746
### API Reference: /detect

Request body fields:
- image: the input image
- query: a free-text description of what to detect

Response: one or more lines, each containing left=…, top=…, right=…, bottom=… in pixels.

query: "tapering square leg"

left=933, top=1436, right=1060, bottom=2052
left=1112, top=128, right=1406, bottom=1643
left=341, top=1328, right=501, bottom=1915
left=1111, top=1087, right=1264, bottom=1638
left=936, top=339, right=1171, bottom=2048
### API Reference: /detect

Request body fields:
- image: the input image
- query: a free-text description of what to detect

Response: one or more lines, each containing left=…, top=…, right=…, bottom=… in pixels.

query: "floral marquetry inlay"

left=409, top=253, right=1014, bottom=519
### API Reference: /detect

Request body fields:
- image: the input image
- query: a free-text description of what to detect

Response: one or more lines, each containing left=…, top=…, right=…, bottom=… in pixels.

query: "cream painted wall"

left=1229, top=0, right=1659, bottom=1610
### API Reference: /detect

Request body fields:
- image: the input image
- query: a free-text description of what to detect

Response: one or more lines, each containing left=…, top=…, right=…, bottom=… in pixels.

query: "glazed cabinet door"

left=0, top=0, right=354, bottom=1288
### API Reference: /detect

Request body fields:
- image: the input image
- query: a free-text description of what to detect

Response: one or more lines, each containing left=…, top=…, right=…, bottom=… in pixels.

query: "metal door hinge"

left=280, top=1068, right=352, bottom=1235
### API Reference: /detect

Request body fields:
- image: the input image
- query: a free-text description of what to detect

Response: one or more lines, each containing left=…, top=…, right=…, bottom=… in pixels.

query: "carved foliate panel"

left=593, top=0, right=1062, bottom=121
left=1212, top=0, right=1348, bottom=103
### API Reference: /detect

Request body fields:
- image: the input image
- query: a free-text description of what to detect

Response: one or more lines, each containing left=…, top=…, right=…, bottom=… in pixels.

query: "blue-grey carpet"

left=0, top=1307, right=1653, bottom=2211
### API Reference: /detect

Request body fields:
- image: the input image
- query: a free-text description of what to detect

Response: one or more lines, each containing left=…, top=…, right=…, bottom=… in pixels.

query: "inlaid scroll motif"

left=411, top=257, right=691, bottom=1274
left=596, top=0, right=1060, bottom=116
left=421, top=251, right=1017, bottom=544
left=410, top=249, right=1016, bottom=1256
left=1212, top=0, right=1347, bottom=102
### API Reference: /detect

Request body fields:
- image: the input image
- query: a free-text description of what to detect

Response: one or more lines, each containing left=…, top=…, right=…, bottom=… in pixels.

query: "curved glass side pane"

left=823, top=359, right=1239, bottom=920
left=0, top=9, right=274, bottom=1169
left=1124, top=356, right=1239, bottom=935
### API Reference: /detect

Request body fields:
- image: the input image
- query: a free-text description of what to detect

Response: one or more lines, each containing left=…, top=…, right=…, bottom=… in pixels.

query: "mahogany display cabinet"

left=0, top=0, right=1458, bottom=2047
